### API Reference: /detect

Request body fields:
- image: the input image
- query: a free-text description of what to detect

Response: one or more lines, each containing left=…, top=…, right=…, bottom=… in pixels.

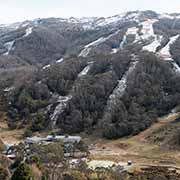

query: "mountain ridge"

left=1, top=10, right=180, bottom=29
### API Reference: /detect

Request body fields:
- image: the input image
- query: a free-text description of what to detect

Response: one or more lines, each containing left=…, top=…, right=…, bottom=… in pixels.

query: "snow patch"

left=21, top=22, right=30, bottom=28
left=56, top=58, right=64, bottom=63
left=3, top=86, right=15, bottom=92
left=138, top=19, right=165, bottom=53
left=111, top=48, right=119, bottom=54
left=50, top=95, right=72, bottom=127
left=159, top=14, right=175, bottom=19
left=96, top=14, right=124, bottom=26
left=119, top=34, right=127, bottom=49
left=50, top=62, right=94, bottom=128
left=126, top=27, right=139, bottom=35
left=3, top=40, right=15, bottom=55
left=120, top=27, right=140, bottom=49
left=78, top=63, right=93, bottom=77
left=42, top=64, right=51, bottom=70
left=125, top=12, right=141, bottom=22
left=79, top=29, right=122, bottom=57
left=23, top=27, right=33, bottom=37
left=143, top=36, right=162, bottom=52
left=78, top=38, right=106, bottom=57
left=120, top=19, right=158, bottom=49
left=109, top=60, right=138, bottom=105
left=79, top=47, right=91, bottom=57
left=157, top=34, right=180, bottom=75
left=85, top=37, right=107, bottom=48
left=158, top=34, right=179, bottom=60
left=171, top=61, right=180, bottom=74
left=66, top=12, right=141, bottom=30
left=140, top=19, right=158, bottom=39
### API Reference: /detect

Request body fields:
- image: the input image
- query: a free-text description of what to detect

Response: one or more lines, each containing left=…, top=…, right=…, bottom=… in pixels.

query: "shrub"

left=11, top=163, right=34, bottom=180
left=0, top=166, right=9, bottom=180
left=24, top=129, right=33, bottom=137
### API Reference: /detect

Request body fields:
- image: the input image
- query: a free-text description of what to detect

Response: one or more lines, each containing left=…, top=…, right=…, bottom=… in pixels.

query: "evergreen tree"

left=11, top=163, right=34, bottom=180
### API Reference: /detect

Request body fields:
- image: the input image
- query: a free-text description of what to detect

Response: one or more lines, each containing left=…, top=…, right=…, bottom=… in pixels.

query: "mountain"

left=1, top=10, right=180, bottom=139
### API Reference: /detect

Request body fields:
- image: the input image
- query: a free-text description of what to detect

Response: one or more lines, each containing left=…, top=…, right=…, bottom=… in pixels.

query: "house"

left=5, top=135, right=85, bottom=160
left=25, top=135, right=85, bottom=158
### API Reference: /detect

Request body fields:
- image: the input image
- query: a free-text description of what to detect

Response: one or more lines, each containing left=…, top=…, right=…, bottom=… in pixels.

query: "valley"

left=1, top=10, right=180, bottom=179
left=1, top=109, right=180, bottom=168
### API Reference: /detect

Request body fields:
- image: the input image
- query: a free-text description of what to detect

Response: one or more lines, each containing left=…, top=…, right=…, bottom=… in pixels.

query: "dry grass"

left=88, top=112, right=180, bottom=166
left=0, top=113, right=24, bottom=144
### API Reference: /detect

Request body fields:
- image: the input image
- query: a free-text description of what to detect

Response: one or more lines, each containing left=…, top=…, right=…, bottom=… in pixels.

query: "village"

left=1, top=133, right=136, bottom=172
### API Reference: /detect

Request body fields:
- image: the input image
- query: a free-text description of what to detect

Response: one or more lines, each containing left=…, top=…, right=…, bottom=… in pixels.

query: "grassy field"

left=87, top=112, right=180, bottom=166
left=0, top=113, right=24, bottom=144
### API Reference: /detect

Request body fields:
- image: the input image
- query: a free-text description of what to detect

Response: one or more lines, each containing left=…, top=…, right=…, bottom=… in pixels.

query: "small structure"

left=3, top=143, right=17, bottom=160
left=25, top=135, right=84, bottom=158
left=5, top=135, right=84, bottom=160
left=127, top=160, right=132, bottom=166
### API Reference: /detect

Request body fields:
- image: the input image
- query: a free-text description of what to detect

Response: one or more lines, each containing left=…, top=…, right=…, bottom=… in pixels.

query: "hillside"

left=1, top=10, right=180, bottom=179
left=0, top=10, right=180, bottom=140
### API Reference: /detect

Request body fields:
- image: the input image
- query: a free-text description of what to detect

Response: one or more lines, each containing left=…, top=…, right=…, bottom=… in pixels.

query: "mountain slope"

left=1, top=10, right=180, bottom=139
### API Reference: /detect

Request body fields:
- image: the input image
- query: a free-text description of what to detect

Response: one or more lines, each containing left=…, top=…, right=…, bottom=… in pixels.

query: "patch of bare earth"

left=0, top=113, right=24, bottom=144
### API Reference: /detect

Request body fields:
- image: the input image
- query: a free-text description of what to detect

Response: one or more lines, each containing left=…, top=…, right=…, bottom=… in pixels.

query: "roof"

left=25, top=135, right=81, bottom=144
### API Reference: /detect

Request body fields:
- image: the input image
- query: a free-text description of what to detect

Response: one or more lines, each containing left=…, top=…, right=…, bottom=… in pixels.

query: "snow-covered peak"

left=159, top=13, right=175, bottom=20
left=95, top=14, right=124, bottom=26
left=1, top=11, right=177, bottom=32
left=159, top=13, right=180, bottom=20
left=62, top=11, right=142, bottom=30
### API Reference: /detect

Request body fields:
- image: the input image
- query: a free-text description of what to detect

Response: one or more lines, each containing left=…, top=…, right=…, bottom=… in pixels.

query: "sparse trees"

left=11, top=163, right=34, bottom=180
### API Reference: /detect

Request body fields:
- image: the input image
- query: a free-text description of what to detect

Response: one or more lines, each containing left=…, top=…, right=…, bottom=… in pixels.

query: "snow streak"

left=108, top=60, right=138, bottom=106
left=50, top=95, right=72, bottom=128
left=78, top=63, right=93, bottom=77
left=79, top=30, right=121, bottom=57
left=3, top=40, right=15, bottom=55
left=23, top=27, right=33, bottom=37
left=158, top=35, right=179, bottom=60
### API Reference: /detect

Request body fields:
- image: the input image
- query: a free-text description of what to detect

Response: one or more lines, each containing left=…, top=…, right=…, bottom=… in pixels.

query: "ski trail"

left=79, top=30, right=121, bottom=57
left=50, top=95, right=72, bottom=128
left=108, top=61, right=138, bottom=105
left=50, top=62, right=93, bottom=128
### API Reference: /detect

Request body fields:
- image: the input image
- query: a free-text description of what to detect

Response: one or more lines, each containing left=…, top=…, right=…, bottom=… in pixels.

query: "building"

left=25, top=135, right=81, bottom=144
left=5, top=135, right=85, bottom=160
left=25, top=135, right=85, bottom=158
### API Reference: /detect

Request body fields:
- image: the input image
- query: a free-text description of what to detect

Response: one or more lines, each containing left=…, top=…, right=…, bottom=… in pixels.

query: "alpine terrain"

left=0, top=10, right=180, bottom=179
